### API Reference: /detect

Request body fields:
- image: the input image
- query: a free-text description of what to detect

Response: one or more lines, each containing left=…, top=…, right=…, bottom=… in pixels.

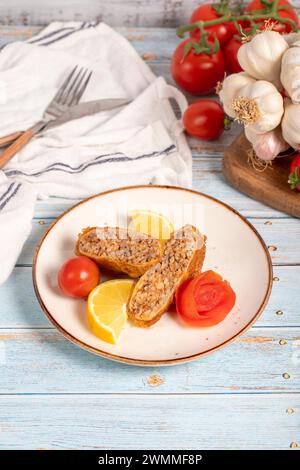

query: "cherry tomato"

left=58, top=256, right=100, bottom=298
left=189, top=4, right=236, bottom=47
left=175, top=270, right=236, bottom=327
left=171, top=38, right=225, bottom=95
left=183, top=100, right=225, bottom=141
left=245, top=0, right=299, bottom=33
left=223, top=36, right=243, bottom=73
left=288, top=154, right=300, bottom=191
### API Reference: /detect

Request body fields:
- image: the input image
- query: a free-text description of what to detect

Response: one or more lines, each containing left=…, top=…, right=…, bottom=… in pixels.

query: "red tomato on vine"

left=189, top=3, right=236, bottom=47
left=223, top=36, right=244, bottom=73
left=245, top=0, right=299, bottom=33
left=171, top=38, right=225, bottom=95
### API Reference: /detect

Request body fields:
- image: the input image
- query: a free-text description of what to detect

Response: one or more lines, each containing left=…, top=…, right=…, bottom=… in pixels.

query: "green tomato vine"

left=176, top=0, right=299, bottom=40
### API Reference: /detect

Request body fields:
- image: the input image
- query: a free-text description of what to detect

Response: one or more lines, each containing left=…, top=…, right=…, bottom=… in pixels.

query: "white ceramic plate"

left=33, top=185, right=272, bottom=366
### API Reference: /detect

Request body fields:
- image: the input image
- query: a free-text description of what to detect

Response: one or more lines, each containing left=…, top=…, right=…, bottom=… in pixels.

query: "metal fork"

left=0, top=65, right=92, bottom=169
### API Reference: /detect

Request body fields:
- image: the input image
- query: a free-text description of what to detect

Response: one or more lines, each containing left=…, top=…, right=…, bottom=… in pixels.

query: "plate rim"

left=32, top=184, right=273, bottom=366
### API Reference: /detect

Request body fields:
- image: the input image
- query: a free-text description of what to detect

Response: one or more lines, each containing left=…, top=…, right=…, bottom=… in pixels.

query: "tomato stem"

left=224, top=115, right=233, bottom=130
left=181, top=29, right=220, bottom=62
left=288, top=167, right=300, bottom=190
left=176, top=0, right=299, bottom=38
left=212, top=0, right=232, bottom=16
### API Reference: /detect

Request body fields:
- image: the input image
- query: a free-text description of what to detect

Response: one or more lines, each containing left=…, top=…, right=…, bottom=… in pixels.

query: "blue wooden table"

left=0, top=25, right=299, bottom=450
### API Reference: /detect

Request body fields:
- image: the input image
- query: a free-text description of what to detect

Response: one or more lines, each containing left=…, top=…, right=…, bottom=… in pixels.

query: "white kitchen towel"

left=0, top=21, right=192, bottom=284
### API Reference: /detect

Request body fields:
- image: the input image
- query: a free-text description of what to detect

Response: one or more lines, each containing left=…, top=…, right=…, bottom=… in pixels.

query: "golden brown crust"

left=76, top=226, right=163, bottom=278
left=127, top=225, right=206, bottom=327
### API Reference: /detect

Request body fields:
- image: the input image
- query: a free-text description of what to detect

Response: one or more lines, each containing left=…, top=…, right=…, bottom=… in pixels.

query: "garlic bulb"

left=219, top=72, right=255, bottom=118
left=245, top=126, right=289, bottom=161
left=232, top=80, right=284, bottom=133
left=281, top=41, right=300, bottom=103
left=281, top=98, right=300, bottom=150
left=237, top=31, right=288, bottom=88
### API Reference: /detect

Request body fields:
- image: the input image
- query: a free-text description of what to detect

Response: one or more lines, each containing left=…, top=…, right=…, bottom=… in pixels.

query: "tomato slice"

left=195, top=270, right=223, bottom=283
left=176, top=270, right=225, bottom=320
left=194, top=282, right=228, bottom=312
left=175, top=279, right=199, bottom=320
left=175, top=270, right=236, bottom=327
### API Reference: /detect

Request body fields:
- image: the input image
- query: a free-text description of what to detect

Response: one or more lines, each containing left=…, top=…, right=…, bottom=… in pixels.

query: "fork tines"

left=52, top=65, right=92, bottom=107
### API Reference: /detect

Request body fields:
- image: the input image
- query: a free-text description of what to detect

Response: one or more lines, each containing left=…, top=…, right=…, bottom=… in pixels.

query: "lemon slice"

left=87, top=279, right=135, bottom=344
left=129, top=209, right=174, bottom=240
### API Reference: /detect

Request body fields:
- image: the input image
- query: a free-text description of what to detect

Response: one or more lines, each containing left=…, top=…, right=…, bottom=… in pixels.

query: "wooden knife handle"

left=0, top=131, right=23, bottom=148
left=0, top=130, right=34, bottom=168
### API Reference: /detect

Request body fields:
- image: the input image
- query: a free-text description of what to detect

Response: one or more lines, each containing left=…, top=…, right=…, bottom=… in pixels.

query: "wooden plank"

left=1, top=265, right=298, bottom=328
left=251, top=218, right=300, bottom=265
left=270, top=266, right=300, bottom=326
left=0, top=267, right=46, bottom=327
left=0, top=1, right=232, bottom=27
left=192, top=158, right=286, bottom=218
left=0, top=327, right=299, bottom=394
left=0, top=394, right=298, bottom=449
left=0, top=1, right=299, bottom=27
left=15, top=217, right=300, bottom=266
left=223, top=133, right=300, bottom=219
left=1, top=265, right=299, bottom=328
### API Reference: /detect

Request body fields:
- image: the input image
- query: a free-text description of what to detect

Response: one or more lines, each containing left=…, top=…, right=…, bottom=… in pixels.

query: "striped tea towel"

left=0, top=22, right=192, bottom=284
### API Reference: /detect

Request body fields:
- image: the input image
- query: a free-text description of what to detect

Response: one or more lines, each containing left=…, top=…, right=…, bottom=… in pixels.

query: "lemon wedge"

left=129, top=209, right=174, bottom=240
left=87, top=279, right=135, bottom=344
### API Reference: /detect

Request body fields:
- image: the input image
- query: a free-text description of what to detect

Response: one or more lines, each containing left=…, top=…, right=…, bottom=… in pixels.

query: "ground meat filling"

left=78, top=227, right=161, bottom=265
left=129, top=226, right=201, bottom=320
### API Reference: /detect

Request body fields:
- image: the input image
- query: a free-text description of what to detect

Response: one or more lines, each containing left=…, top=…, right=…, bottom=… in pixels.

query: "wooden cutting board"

left=223, top=132, right=300, bottom=218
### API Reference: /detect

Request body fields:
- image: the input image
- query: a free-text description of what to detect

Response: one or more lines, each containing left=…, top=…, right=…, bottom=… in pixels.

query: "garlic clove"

left=232, top=80, right=284, bottom=133
left=281, top=98, right=300, bottom=150
left=219, top=72, right=255, bottom=118
left=245, top=126, right=289, bottom=161
left=237, top=31, right=288, bottom=89
left=281, top=42, right=300, bottom=104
